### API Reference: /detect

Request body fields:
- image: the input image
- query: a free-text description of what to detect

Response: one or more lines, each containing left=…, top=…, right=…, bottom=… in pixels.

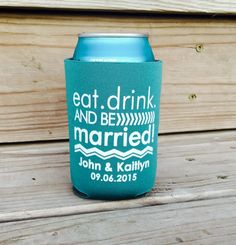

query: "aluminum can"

left=65, top=33, right=162, bottom=200
left=73, top=33, right=155, bottom=62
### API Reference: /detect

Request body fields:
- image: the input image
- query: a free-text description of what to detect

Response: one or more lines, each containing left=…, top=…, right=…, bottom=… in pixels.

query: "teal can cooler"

left=64, top=33, right=162, bottom=200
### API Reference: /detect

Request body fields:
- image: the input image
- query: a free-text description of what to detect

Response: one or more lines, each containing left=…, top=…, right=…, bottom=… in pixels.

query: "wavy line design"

left=74, top=144, right=153, bottom=160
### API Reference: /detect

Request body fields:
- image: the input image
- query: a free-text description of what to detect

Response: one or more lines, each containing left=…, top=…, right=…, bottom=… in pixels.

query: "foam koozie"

left=64, top=59, right=162, bottom=200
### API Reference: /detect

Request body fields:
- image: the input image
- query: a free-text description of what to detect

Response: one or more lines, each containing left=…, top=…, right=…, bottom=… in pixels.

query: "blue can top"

left=73, top=33, right=155, bottom=62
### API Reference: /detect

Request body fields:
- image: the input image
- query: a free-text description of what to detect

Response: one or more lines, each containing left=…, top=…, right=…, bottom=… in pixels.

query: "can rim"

left=78, top=33, right=148, bottom=38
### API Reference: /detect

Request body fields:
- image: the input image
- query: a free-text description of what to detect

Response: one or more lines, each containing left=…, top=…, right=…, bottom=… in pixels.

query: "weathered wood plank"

left=0, top=0, right=236, bottom=15
left=0, top=130, right=235, bottom=222
left=0, top=13, right=236, bottom=142
left=0, top=197, right=236, bottom=244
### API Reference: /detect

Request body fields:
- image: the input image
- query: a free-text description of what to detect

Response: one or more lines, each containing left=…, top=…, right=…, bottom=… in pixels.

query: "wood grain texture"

left=0, top=0, right=236, bottom=14
left=0, top=130, right=235, bottom=222
left=0, top=197, right=236, bottom=244
left=0, top=13, right=236, bottom=142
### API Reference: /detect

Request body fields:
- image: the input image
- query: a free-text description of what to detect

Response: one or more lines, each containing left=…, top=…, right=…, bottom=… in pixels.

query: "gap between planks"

left=0, top=127, right=235, bottom=147
left=0, top=0, right=236, bottom=15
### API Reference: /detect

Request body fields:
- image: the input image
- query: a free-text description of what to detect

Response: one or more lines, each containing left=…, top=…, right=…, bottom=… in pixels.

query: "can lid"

left=79, top=33, right=148, bottom=38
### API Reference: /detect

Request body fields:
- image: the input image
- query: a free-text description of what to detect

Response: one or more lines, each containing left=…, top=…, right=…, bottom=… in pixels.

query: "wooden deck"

left=0, top=1, right=236, bottom=243
left=0, top=130, right=235, bottom=243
